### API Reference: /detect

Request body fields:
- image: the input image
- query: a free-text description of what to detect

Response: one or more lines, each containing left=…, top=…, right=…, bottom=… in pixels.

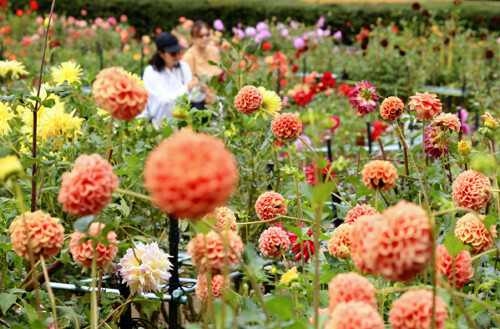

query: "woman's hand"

left=187, top=77, right=200, bottom=91
left=200, top=84, right=208, bottom=93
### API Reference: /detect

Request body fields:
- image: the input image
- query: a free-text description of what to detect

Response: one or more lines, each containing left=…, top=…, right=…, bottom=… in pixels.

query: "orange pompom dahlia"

left=144, top=130, right=238, bottom=220
left=234, top=85, right=263, bottom=114
left=350, top=214, right=384, bottom=274
left=271, top=113, right=302, bottom=141
left=432, top=112, right=461, bottom=133
left=344, top=204, right=378, bottom=225
left=58, top=153, right=119, bottom=217
left=380, top=96, right=404, bottom=121
left=389, top=289, right=449, bottom=329
left=70, top=222, right=118, bottom=268
left=10, top=211, right=65, bottom=261
left=187, top=230, right=244, bottom=274
left=409, top=92, right=442, bottom=121
left=452, top=170, right=491, bottom=212
left=205, top=207, right=238, bottom=232
left=255, top=191, right=287, bottom=221
left=435, top=244, right=473, bottom=289
left=92, top=67, right=148, bottom=120
left=455, top=213, right=497, bottom=254
left=195, top=273, right=229, bottom=303
left=258, top=226, right=291, bottom=258
left=361, top=160, right=398, bottom=191
left=327, top=272, right=377, bottom=312
left=325, top=302, right=384, bottom=329
left=327, top=224, right=352, bottom=259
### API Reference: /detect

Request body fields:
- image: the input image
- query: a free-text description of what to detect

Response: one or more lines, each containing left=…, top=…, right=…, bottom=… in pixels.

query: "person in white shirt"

left=139, top=32, right=206, bottom=124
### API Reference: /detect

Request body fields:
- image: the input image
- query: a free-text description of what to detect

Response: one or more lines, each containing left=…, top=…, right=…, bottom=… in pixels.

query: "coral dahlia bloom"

left=255, top=191, right=287, bottom=221
left=195, top=273, right=228, bottom=303
left=424, top=125, right=449, bottom=158
left=205, top=207, right=238, bottom=232
left=389, top=289, right=449, bottom=329
left=361, top=160, right=398, bottom=191
left=271, top=113, right=302, bottom=141
left=455, top=213, right=497, bottom=254
left=287, top=226, right=315, bottom=262
left=119, top=242, right=172, bottom=294
left=348, top=80, right=379, bottom=116
left=452, top=170, right=491, bottom=212
left=327, top=272, right=377, bottom=312
left=70, top=223, right=118, bottom=268
left=258, top=226, right=291, bottom=258
left=187, top=230, right=244, bottom=274
left=10, top=211, right=65, bottom=261
left=92, top=66, right=148, bottom=120
left=433, top=113, right=461, bottom=133
left=305, top=158, right=335, bottom=187
left=435, top=244, right=473, bottom=289
left=344, top=204, right=378, bottom=224
left=58, top=153, right=119, bottom=217
left=380, top=96, right=404, bottom=121
left=234, top=85, right=263, bottom=114
left=351, top=214, right=384, bottom=274
left=144, top=129, right=238, bottom=220
left=324, top=302, right=384, bottom=329
left=409, top=92, right=442, bottom=121
left=327, top=224, right=352, bottom=259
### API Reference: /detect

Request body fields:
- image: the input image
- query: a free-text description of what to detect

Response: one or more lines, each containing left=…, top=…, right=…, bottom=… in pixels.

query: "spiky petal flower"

left=0, top=102, right=14, bottom=136
left=348, top=81, right=379, bottom=116
left=51, top=61, right=83, bottom=86
left=287, top=226, right=315, bottom=262
left=119, top=242, right=172, bottom=294
left=0, top=59, right=29, bottom=79
left=305, top=158, right=335, bottom=186
left=258, top=86, right=281, bottom=117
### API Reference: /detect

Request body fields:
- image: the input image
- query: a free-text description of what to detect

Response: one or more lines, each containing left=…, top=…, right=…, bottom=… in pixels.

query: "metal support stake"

left=168, top=215, right=180, bottom=329
left=97, top=41, right=103, bottom=70
left=118, top=276, right=133, bottom=329
left=366, top=122, right=372, bottom=155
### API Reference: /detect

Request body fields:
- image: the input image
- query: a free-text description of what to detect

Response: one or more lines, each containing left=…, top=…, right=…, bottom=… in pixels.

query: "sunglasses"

left=167, top=51, right=181, bottom=56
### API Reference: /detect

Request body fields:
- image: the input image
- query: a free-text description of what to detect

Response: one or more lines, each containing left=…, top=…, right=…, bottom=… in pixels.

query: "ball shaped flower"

left=388, top=289, right=449, bottom=329
left=258, top=226, right=291, bottom=258
left=324, top=302, right=384, bottom=329
left=380, top=96, right=404, bottom=121
left=435, top=244, right=473, bottom=289
left=187, top=230, right=244, bottom=274
left=452, top=170, right=491, bottom=212
left=271, top=113, right=302, bottom=141
left=327, top=224, right=352, bottom=259
left=424, top=125, right=449, bottom=158
left=92, top=66, right=149, bottom=120
left=195, top=273, right=228, bottom=303
left=409, top=92, right=442, bottom=121
left=58, top=153, right=119, bottom=217
left=119, top=242, right=172, bottom=294
left=350, top=214, right=384, bottom=274
left=144, top=129, right=238, bottom=220
left=455, top=213, right=497, bottom=254
left=433, top=113, right=461, bottom=133
left=255, top=191, right=287, bottom=221
left=205, top=207, right=238, bottom=232
left=327, top=272, right=377, bottom=312
left=70, top=222, right=118, bottom=268
left=234, top=85, right=263, bottom=115
left=344, top=204, right=378, bottom=225
left=10, top=211, right=65, bottom=261
left=361, top=160, right=398, bottom=191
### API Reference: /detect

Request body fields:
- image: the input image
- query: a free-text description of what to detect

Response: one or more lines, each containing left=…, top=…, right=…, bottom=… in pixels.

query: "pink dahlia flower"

left=435, top=244, right=473, bottom=289
left=258, top=226, right=291, bottom=258
left=409, top=92, right=442, bottom=121
left=344, top=204, right=378, bottom=225
left=255, top=191, right=287, bottom=221
left=424, top=125, right=449, bottom=158
left=327, top=272, right=377, bottom=312
left=348, top=80, right=379, bottom=116
left=325, top=301, right=384, bottom=329
left=452, top=170, right=491, bottom=212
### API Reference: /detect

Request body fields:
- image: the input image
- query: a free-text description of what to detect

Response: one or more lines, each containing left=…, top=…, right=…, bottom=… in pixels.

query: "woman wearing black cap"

left=139, top=31, right=206, bottom=124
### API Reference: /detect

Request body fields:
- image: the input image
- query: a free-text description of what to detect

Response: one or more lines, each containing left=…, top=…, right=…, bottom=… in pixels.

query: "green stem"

left=115, top=188, right=153, bottom=202
left=105, top=117, right=115, bottom=162
left=470, top=248, right=496, bottom=262
left=90, top=242, right=98, bottom=329
left=474, top=259, right=479, bottom=297
left=40, top=255, right=59, bottom=329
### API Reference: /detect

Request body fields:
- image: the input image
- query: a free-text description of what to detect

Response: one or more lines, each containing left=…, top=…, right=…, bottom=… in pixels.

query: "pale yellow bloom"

left=0, top=60, right=29, bottom=79
left=126, top=71, right=144, bottom=86
left=280, top=266, right=299, bottom=287
left=482, top=112, right=499, bottom=129
left=0, top=155, right=23, bottom=181
left=0, top=102, right=14, bottom=136
left=257, top=87, right=281, bottom=119
left=51, top=61, right=82, bottom=86
left=458, top=141, right=471, bottom=156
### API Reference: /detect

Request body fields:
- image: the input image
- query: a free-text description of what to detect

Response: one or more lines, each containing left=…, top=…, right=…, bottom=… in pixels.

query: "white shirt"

left=139, top=61, right=205, bottom=123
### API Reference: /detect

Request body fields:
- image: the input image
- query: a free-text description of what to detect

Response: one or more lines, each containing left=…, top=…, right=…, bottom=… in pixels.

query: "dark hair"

left=190, top=20, right=210, bottom=38
left=149, top=52, right=165, bottom=71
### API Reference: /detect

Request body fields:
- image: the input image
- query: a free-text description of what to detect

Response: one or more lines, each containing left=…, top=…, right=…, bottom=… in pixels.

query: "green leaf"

left=0, top=94, right=18, bottom=103
left=133, top=296, right=161, bottom=320
left=242, top=243, right=266, bottom=280
left=313, top=181, right=336, bottom=205
left=443, top=231, right=470, bottom=257
left=73, top=216, right=94, bottom=234
left=483, top=215, right=498, bottom=230
left=195, top=216, right=216, bottom=234
left=265, top=295, right=294, bottom=320
left=0, top=292, right=17, bottom=313
left=20, top=154, right=39, bottom=168
left=449, top=141, right=458, bottom=155
left=42, top=98, right=56, bottom=108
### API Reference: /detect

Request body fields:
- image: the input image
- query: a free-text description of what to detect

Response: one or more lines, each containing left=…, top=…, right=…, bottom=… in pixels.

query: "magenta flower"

left=293, top=37, right=305, bottom=49
left=424, top=125, right=449, bottom=158
left=244, top=27, right=256, bottom=37
left=213, top=19, right=224, bottom=31
left=348, top=81, right=379, bottom=116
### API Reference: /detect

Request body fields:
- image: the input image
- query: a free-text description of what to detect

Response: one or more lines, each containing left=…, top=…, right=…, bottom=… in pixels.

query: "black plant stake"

left=118, top=276, right=133, bottom=329
left=366, top=122, right=372, bottom=155
left=168, top=215, right=181, bottom=329
left=97, top=41, right=103, bottom=71
left=326, top=136, right=342, bottom=226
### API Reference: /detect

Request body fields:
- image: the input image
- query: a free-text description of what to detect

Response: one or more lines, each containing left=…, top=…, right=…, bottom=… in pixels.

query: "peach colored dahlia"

left=327, top=272, right=377, bottom=312
left=70, top=222, right=118, bottom=268
left=255, top=191, right=287, bottom=221
left=271, top=113, right=302, bottom=141
left=452, top=170, right=491, bottom=212
left=324, top=302, right=384, bottom=329
left=433, top=112, right=461, bottom=133
left=455, top=213, right=497, bottom=254
left=344, top=204, right=378, bottom=225
left=435, top=244, right=473, bottom=289
left=195, top=273, right=228, bottom=303
left=350, top=214, right=385, bottom=274
left=327, top=224, right=352, bottom=259
left=380, top=96, right=404, bottom=121
left=234, top=85, right=263, bottom=114
left=205, top=207, right=238, bottom=232
left=258, top=226, right=291, bottom=258
left=409, top=92, right=442, bottom=121
left=361, top=160, right=398, bottom=191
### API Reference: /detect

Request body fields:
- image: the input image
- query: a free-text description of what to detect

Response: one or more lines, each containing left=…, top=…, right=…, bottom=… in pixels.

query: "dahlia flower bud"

left=234, top=85, right=263, bottom=114
left=70, top=222, right=118, bottom=268
left=361, top=160, right=398, bottom=191
left=255, top=191, right=287, bottom=221
left=144, top=129, right=238, bottom=220
left=389, top=289, right=449, bottom=329
left=271, top=113, right=302, bottom=141
left=258, top=226, right=291, bottom=258
left=325, top=302, right=384, bottom=329
left=327, top=272, right=377, bottom=312
left=435, top=244, right=473, bottom=289
left=195, top=273, right=229, bottom=303
left=10, top=211, right=65, bottom=261
left=344, top=204, right=378, bottom=224
left=327, top=224, right=352, bottom=259
left=379, top=96, right=404, bottom=121
left=409, top=92, right=442, bottom=121
left=452, top=170, right=491, bottom=212
left=119, top=242, right=172, bottom=294
left=280, top=266, right=299, bottom=287
left=455, top=213, right=497, bottom=254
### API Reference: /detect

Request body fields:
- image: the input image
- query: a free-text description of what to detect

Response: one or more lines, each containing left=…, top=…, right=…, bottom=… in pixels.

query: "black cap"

left=155, top=32, right=185, bottom=53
